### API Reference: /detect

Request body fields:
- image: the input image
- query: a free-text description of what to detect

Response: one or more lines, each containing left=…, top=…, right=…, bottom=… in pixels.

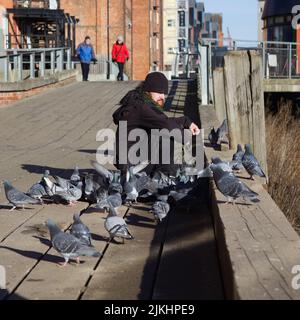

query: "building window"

left=179, top=11, right=186, bottom=27
left=168, top=19, right=176, bottom=27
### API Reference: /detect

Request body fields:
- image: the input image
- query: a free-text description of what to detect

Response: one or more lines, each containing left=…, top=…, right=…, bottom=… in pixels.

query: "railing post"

left=288, top=43, right=292, bottom=78
left=66, top=48, right=71, bottom=70
left=59, top=49, right=64, bottom=71
left=40, top=51, right=45, bottom=77
left=4, top=56, right=9, bottom=82
left=13, top=49, right=18, bottom=71
left=200, top=45, right=209, bottom=105
left=17, top=54, right=23, bottom=81
left=50, top=50, right=55, bottom=73
left=30, top=52, right=35, bottom=79
left=262, top=41, right=266, bottom=78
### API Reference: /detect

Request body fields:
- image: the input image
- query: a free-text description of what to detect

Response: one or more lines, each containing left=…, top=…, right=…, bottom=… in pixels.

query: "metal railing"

left=72, top=56, right=126, bottom=80
left=0, top=47, right=126, bottom=82
left=0, top=47, right=72, bottom=82
left=171, top=49, right=199, bottom=78
left=201, top=38, right=300, bottom=79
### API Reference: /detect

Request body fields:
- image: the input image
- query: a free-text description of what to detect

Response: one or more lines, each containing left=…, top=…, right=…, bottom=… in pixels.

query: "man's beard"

left=156, top=99, right=165, bottom=107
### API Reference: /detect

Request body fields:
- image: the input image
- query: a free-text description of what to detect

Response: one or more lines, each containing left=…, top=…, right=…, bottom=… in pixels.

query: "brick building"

left=1, top=0, right=163, bottom=80
left=60, top=0, right=163, bottom=80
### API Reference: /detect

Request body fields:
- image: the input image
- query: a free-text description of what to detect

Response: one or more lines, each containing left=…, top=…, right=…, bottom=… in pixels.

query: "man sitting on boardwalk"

left=113, top=72, right=200, bottom=176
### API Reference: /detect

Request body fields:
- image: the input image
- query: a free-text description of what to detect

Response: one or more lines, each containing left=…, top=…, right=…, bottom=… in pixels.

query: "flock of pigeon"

left=1, top=160, right=209, bottom=266
left=0, top=121, right=266, bottom=266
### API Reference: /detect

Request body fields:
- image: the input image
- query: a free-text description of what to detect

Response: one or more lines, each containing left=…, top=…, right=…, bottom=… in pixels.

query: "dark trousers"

left=117, top=62, right=124, bottom=81
left=115, top=136, right=180, bottom=177
left=81, top=62, right=90, bottom=81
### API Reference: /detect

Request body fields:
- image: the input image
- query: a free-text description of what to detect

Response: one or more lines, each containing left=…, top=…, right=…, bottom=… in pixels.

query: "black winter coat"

left=112, top=88, right=193, bottom=171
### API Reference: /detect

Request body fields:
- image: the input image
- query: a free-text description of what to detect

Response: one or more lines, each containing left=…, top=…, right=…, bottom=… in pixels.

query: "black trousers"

left=81, top=62, right=90, bottom=81
left=115, top=136, right=180, bottom=177
left=117, top=62, right=124, bottom=81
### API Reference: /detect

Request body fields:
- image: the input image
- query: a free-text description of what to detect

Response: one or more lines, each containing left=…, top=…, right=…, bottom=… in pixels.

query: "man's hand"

left=189, top=122, right=200, bottom=136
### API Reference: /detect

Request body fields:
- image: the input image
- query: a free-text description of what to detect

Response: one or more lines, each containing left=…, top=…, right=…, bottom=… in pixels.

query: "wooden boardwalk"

left=0, top=80, right=224, bottom=300
left=200, top=105, right=300, bottom=300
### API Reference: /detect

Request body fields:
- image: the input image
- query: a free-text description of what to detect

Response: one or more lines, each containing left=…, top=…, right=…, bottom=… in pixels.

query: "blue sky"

left=201, top=0, right=258, bottom=41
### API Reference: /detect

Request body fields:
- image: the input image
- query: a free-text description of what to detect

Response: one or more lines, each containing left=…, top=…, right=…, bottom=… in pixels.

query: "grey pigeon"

left=90, top=160, right=114, bottom=188
left=96, top=189, right=122, bottom=209
left=242, top=144, right=266, bottom=180
left=210, top=164, right=260, bottom=204
left=42, top=175, right=66, bottom=196
left=53, top=175, right=74, bottom=190
left=55, top=182, right=83, bottom=205
left=211, top=157, right=233, bottom=173
left=104, top=205, right=134, bottom=243
left=83, top=173, right=101, bottom=203
left=70, top=165, right=81, bottom=184
left=26, top=183, right=46, bottom=203
left=46, top=219, right=101, bottom=267
left=231, top=144, right=244, bottom=171
left=70, top=213, right=92, bottom=246
left=44, top=177, right=83, bottom=205
left=218, top=119, right=228, bottom=141
left=3, top=181, right=40, bottom=211
left=150, top=201, right=170, bottom=222
left=123, top=167, right=139, bottom=203
left=208, top=119, right=228, bottom=146
left=26, top=169, right=49, bottom=203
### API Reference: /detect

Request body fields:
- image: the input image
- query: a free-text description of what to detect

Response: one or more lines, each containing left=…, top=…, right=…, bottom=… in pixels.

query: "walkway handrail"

left=199, top=38, right=300, bottom=80
left=0, top=47, right=72, bottom=82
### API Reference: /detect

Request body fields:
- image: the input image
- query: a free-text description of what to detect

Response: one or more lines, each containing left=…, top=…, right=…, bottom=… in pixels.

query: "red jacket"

left=112, top=43, right=130, bottom=63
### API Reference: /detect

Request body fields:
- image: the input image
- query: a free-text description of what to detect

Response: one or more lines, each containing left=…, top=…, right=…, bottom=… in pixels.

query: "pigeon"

left=26, top=170, right=50, bottom=203
left=43, top=175, right=83, bottom=205
left=83, top=173, right=102, bottom=204
left=211, top=157, right=233, bottom=173
left=208, top=127, right=219, bottom=146
left=70, top=165, right=81, bottom=184
left=183, top=166, right=213, bottom=178
left=210, top=164, right=260, bottom=204
left=3, top=181, right=41, bottom=211
left=42, top=175, right=66, bottom=196
left=218, top=119, right=228, bottom=142
left=95, top=188, right=122, bottom=210
left=123, top=167, right=139, bottom=203
left=208, top=119, right=228, bottom=146
left=104, top=205, right=134, bottom=243
left=70, top=213, right=92, bottom=246
left=46, top=219, right=101, bottom=267
left=55, top=182, right=83, bottom=205
left=150, top=201, right=170, bottom=222
left=242, top=144, right=266, bottom=180
left=231, top=144, right=244, bottom=171
left=90, top=160, right=114, bottom=189
left=135, top=174, right=158, bottom=195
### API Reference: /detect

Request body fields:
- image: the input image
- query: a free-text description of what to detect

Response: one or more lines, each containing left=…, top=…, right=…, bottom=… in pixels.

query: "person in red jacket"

left=112, top=36, right=129, bottom=81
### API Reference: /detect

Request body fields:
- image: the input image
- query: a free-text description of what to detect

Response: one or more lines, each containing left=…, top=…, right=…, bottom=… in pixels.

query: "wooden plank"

left=207, top=148, right=300, bottom=300
left=223, top=50, right=268, bottom=176
left=213, top=68, right=227, bottom=123
left=153, top=194, right=224, bottom=300
left=0, top=202, right=88, bottom=300
left=81, top=204, right=164, bottom=300
left=10, top=206, right=129, bottom=300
